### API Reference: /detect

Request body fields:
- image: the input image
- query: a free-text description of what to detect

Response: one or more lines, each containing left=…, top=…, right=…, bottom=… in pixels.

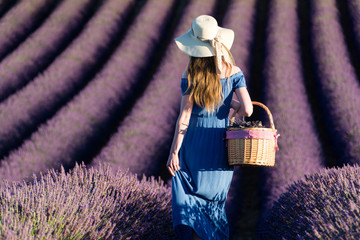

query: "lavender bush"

left=310, top=0, right=360, bottom=165
left=0, top=0, right=58, bottom=61
left=91, top=0, right=217, bottom=178
left=0, top=0, right=97, bottom=102
left=0, top=0, right=133, bottom=159
left=0, top=0, right=173, bottom=183
left=0, top=162, right=174, bottom=239
left=260, top=0, right=325, bottom=216
left=261, top=164, right=360, bottom=239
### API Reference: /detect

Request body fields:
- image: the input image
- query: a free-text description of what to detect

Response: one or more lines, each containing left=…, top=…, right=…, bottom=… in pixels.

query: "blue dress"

left=172, top=71, right=247, bottom=240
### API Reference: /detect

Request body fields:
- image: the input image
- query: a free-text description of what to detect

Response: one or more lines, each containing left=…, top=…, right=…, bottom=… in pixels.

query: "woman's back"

left=181, top=65, right=246, bottom=127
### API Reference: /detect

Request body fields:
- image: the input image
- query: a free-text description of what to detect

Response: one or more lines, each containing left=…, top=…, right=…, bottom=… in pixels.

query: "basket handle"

left=230, top=101, right=276, bottom=130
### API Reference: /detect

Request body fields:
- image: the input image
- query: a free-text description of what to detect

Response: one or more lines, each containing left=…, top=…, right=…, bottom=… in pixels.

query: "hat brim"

left=174, top=26, right=234, bottom=57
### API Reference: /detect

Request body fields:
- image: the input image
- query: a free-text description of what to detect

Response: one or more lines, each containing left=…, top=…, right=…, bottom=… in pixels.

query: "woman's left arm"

left=232, top=87, right=253, bottom=117
left=166, top=95, right=193, bottom=176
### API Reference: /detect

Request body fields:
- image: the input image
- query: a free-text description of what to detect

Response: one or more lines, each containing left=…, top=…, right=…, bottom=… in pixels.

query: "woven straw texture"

left=227, top=101, right=278, bottom=166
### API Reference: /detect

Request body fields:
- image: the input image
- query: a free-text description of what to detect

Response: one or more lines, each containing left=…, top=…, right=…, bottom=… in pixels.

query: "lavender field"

left=1, top=0, right=360, bottom=239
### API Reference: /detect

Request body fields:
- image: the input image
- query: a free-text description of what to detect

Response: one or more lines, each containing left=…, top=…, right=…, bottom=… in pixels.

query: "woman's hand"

left=167, top=152, right=180, bottom=177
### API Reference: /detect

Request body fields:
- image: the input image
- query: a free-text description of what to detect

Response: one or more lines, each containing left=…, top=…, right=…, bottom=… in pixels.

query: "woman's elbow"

left=178, top=113, right=191, bottom=125
left=244, top=105, right=253, bottom=117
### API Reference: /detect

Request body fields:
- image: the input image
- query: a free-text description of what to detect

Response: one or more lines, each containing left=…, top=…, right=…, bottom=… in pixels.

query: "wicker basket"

left=226, top=101, right=279, bottom=166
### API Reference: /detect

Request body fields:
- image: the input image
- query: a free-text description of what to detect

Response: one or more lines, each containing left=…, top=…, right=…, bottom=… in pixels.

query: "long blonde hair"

left=186, top=55, right=233, bottom=113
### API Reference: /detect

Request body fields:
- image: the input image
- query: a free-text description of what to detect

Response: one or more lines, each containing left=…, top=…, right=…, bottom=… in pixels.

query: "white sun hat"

left=174, top=15, right=235, bottom=73
left=174, top=15, right=234, bottom=57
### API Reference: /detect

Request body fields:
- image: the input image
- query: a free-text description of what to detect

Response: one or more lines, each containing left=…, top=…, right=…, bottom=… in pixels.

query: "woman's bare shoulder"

left=231, top=66, right=242, bottom=75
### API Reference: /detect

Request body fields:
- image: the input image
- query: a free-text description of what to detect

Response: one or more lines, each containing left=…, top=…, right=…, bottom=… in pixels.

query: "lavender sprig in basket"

left=230, top=119, right=265, bottom=129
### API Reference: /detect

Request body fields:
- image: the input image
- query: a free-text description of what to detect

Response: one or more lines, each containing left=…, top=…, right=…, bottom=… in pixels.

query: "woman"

left=167, top=15, right=253, bottom=240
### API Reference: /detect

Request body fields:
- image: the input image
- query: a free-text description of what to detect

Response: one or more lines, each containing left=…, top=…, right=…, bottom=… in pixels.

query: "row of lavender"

left=0, top=0, right=58, bottom=60
left=308, top=0, right=360, bottom=165
left=0, top=0, right=174, bottom=183
left=259, top=0, right=325, bottom=218
left=0, top=0, right=97, bottom=102
left=0, top=0, right=134, bottom=160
